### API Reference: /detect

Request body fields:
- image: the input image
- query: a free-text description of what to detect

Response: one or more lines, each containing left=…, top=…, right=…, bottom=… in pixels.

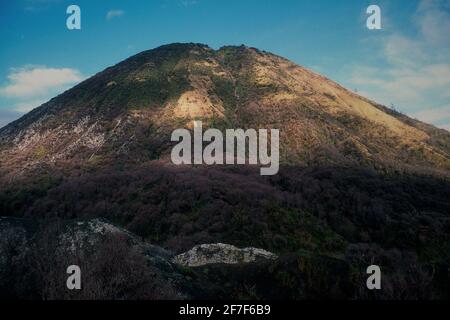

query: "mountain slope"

left=1, top=43, right=449, bottom=180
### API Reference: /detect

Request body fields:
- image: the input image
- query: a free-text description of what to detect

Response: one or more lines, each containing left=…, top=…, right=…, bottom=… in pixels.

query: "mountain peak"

left=130, top=42, right=213, bottom=59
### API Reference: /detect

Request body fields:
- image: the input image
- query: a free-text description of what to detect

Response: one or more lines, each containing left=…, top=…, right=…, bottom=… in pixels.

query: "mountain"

left=0, top=43, right=449, bottom=299
left=1, top=43, right=449, bottom=179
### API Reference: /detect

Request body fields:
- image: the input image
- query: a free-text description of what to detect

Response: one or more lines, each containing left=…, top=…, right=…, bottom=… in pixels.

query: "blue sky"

left=0, top=0, right=449, bottom=130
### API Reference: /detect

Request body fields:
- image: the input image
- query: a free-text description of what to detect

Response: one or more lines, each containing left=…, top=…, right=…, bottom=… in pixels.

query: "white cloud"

left=0, top=66, right=82, bottom=98
left=0, top=66, right=83, bottom=124
left=416, top=0, right=450, bottom=46
left=348, top=0, right=450, bottom=127
left=414, top=105, right=450, bottom=132
left=411, top=105, right=450, bottom=128
left=106, top=9, right=125, bottom=20
left=350, top=63, right=450, bottom=112
left=383, top=34, right=427, bottom=66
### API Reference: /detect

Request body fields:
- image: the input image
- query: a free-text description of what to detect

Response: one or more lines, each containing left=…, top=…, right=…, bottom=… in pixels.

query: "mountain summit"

left=1, top=43, right=449, bottom=178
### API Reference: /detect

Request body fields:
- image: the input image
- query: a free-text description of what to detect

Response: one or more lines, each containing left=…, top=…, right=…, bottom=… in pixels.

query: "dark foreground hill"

left=0, top=43, right=449, bottom=299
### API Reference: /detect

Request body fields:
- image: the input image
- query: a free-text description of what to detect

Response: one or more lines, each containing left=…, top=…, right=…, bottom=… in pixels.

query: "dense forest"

left=1, top=163, right=449, bottom=299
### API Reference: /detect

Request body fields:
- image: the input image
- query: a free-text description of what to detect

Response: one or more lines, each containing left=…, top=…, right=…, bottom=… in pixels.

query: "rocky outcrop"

left=172, top=243, right=278, bottom=267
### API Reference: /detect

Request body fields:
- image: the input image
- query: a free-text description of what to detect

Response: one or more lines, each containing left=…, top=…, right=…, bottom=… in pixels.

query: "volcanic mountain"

left=0, top=44, right=449, bottom=299
left=1, top=43, right=449, bottom=179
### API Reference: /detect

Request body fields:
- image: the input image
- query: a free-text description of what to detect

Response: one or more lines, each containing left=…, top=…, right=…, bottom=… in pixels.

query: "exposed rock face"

left=60, top=218, right=135, bottom=253
left=172, top=243, right=278, bottom=267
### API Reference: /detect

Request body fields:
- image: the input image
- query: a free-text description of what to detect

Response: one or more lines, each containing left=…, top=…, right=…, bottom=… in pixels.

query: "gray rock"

left=172, top=243, right=278, bottom=267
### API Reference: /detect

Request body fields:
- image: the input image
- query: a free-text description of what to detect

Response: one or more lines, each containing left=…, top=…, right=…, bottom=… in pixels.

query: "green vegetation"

left=34, top=145, right=48, bottom=160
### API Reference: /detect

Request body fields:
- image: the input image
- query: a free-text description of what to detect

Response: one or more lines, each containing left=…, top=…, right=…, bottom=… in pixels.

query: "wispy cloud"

left=348, top=0, right=450, bottom=131
left=23, top=0, right=62, bottom=12
left=350, top=64, right=450, bottom=105
left=416, top=0, right=450, bottom=46
left=180, top=0, right=198, bottom=7
left=106, top=9, right=125, bottom=20
left=411, top=105, right=450, bottom=128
